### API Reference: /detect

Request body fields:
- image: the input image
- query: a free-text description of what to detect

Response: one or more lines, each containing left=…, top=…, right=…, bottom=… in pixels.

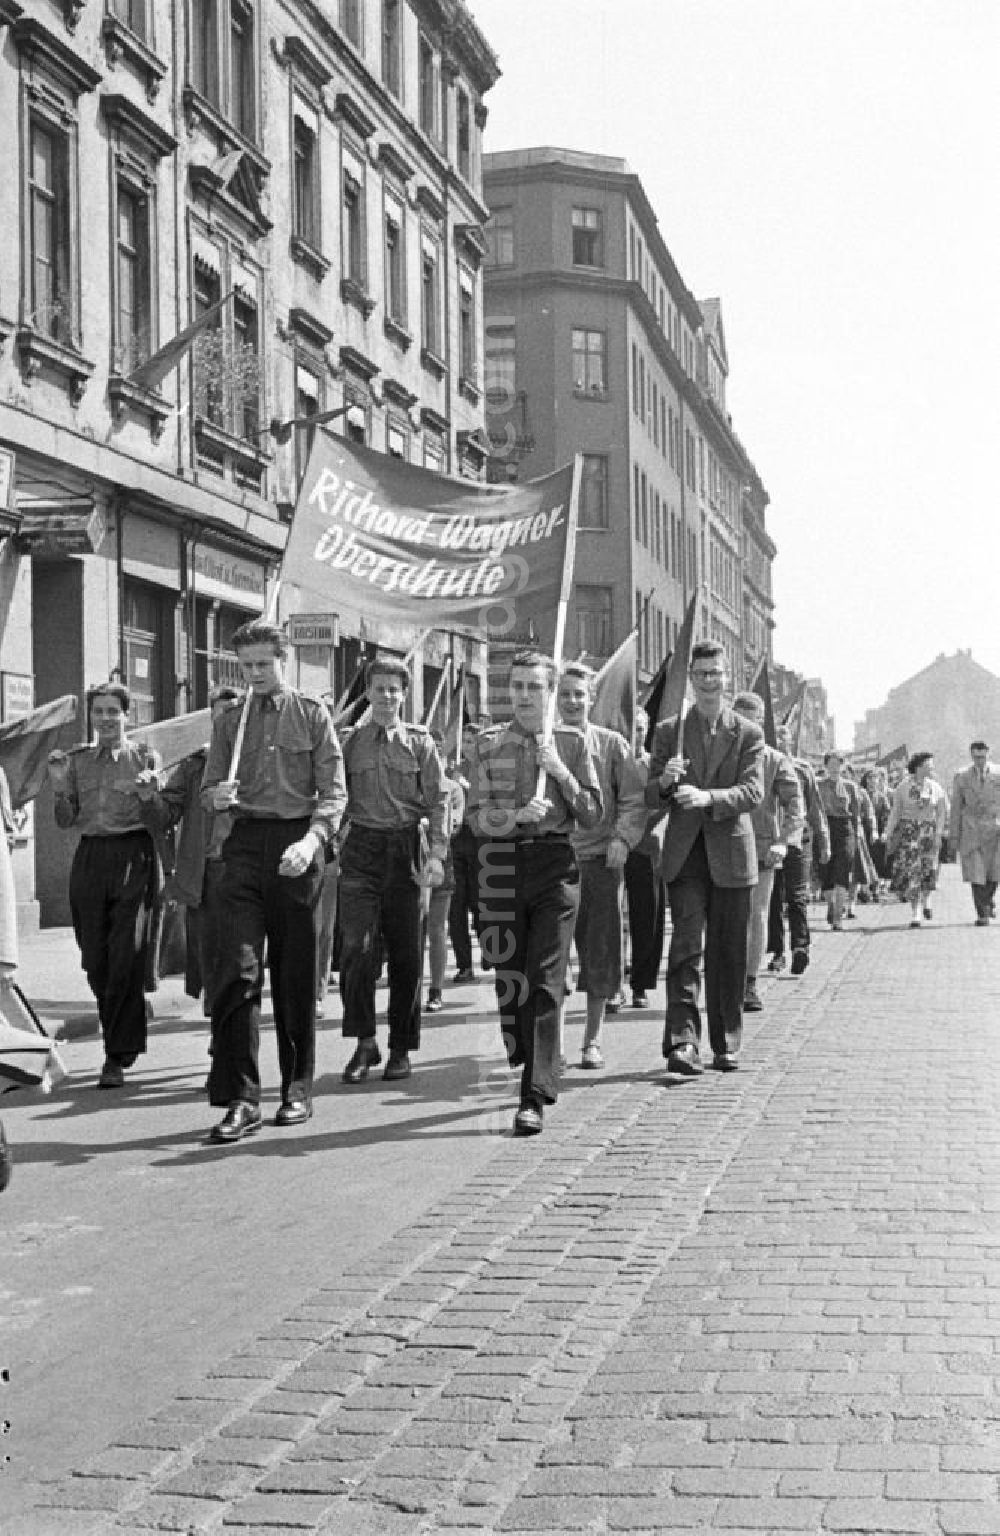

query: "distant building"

left=481, top=146, right=774, bottom=696
left=0, top=0, right=499, bottom=926
left=771, top=661, right=835, bottom=759
left=854, top=650, right=1000, bottom=787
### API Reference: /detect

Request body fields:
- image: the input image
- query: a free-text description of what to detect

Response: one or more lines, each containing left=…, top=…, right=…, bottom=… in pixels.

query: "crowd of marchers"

left=1, top=626, right=997, bottom=1186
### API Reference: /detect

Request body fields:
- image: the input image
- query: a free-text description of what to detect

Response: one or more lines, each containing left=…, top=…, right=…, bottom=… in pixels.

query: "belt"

left=515, top=835, right=570, bottom=847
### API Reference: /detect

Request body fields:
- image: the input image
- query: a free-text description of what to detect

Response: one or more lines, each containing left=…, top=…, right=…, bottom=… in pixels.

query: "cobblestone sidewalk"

left=12, top=872, right=1000, bottom=1535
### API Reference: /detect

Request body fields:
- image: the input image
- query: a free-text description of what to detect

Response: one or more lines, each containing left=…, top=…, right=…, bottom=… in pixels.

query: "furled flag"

left=778, top=680, right=809, bottom=757
left=442, top=664, right=466, bottom=764
left=0, top=695, right=78, bottom=808
left=127, top=709, right=214, bottom=771
left=591, top=630, right=637, bottom=743
left=749, top=657, right=778, bottom=748
left=127, top=292, right=233, bottom=395
left=654, top=591, right=699, bottom=741
left=641, top=653, right=671, bottom=753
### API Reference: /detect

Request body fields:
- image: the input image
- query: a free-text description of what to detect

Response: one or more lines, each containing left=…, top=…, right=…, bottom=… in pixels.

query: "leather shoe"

left=383, top=1052, right=411, bottom=1081
left=513, top=1103, right=543, bottom=1135
left=666, top=1044, right=703, bottom=1076
left=581, top=1043, right=605, bottom=1070
left=98, top=1058, right=125, bottom=1089
left=790, top=948, right=810, bottom=975
left=342, top=1042, right=381, bottom=1083
left=631, top=990, right=650, bottom=1009
left=743, top=981, right=764, bottom=1012
left=711, top=1053, right=740, bottom=1072
left=453, top=968, right=475, bottom=984
left=210, top=1101, right=262, bottom=1144
left=275, top=1099, right=312, bottom=1127
left=425, top=990, right=443, bottom=1013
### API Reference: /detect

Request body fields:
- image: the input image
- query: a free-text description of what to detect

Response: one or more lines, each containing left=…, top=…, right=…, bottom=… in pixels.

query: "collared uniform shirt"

left=339, top=718, right=449, bottom=861
left=465, top=723, right=602, bottom=840
left=202, top=687, right=347, bottom=847
left=54, top=740, right=164, bottom=836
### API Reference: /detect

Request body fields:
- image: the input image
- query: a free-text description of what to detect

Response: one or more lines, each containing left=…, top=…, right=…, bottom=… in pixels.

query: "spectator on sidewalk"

left=202, top=622, right=347, bottom=1143
left=949, top=741, right=1000, bottom=925
left=646, top=641, right=764, bottom=1076
left=557, top=664, right=646, bottom=1070
left=47, top=683, right=170, bottom=1091
left=731, top=693, right=803, bottom=1013
left=464, top=650, right=602, bottom=1135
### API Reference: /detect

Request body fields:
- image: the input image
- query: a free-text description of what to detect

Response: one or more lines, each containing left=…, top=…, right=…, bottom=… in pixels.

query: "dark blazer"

left=645, top=707, right=765, bottom=888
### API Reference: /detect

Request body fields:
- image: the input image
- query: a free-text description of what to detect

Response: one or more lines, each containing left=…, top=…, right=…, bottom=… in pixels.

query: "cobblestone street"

left=6, top=866, right=1000, bottom=1535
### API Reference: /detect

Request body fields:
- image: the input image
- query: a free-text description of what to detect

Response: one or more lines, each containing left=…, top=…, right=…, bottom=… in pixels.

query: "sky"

left=467, top=0, right=1000, bottom=741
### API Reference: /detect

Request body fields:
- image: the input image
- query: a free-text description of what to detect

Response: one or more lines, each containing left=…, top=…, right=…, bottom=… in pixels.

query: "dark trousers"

left=665, top=833, right=752, bottom=1059
left=338, top=825, right=422, bottom=1054
left=624, top=849, right=665, bottom=992
left=972, top=880, right=998, bottom=919
left=767, top=843, right=811, bottom=957
left=209, top=818, right=322, bottom=1108
left=574, top=857, right=624, bottom=999
left=448, top=827, right=481, bottom=973
left=69, top=831, right=157, bottom=1066
left=482, top=838, right=579, bottom=1108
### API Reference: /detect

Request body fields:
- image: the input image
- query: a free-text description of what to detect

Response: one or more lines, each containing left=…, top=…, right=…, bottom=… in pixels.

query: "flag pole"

left=535, top=451, right=582, bottom=797
left=423, top=659, right=451, bottom=728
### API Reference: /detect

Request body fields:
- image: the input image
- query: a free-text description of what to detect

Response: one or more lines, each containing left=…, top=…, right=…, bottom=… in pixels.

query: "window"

left=652, top=382, right=659, bottom=448
left=485, top=205, right=513, bottom=267
left=653, top=490, right=661, bottom=564
left=294, top=362, right=320, bottom=487
left=28, top=121, right=72, bottom=340
left=193, top=262, right=224, bottom=426
left=421, top=234, right=441, bottom=357
left=423, top=428, right=446, bottom=473
left=571, top=206, right=603, bottom=267
left=384, top=197, right=406, bottom=324
left=192, top=252, right=262, bottom=448
left=418, top=35, right=437, bottom=137
left=572, top=328, right=605, bottom=395
left=459, top=272, right=476, bottom=382
left=633, top=464, right=640, bottom=541
left=660, top=395, right=667, bottom=460
left=193, top=0, right=221, bottom=105
left=631, top=342, right=639, bottom=415
left=576, top=586, right=612, bottom=659
left=292, top=116, right=318, bottom=247
left=343, top=380, right=369, bottom=443
left=484, top=320, right=515, bottom=403
left=381, top=0, right=401, bottom=97
left=113, top=0, right=149, bottom=43
left=115, top=183, right=152, bottom=372
left=635, top=588, right=644, bottom=668
left=386, top=417, right=409, bottom=460
left=232, top=291, right=259, bottom=440
left=579, top=455, right=608, bottom=530
left=230, top=0, right=256, bottom=138
left=342, top=165, right=365, bottom=285
left=341, top=0, right=362, bottom=49
left=640, top=472, right=648, bottom=548
left=456, top=88, right=471, bottom=180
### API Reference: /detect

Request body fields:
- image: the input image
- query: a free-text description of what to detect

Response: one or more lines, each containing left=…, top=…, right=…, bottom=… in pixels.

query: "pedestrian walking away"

left=465, top=650, right=602, bottom=1136
left=949, top=740, right=1000, bottom=924
left=816, top=750, right=861, bottom=931
left=201, top=621, right=347, bottom=1143
left=47, top=682, right=171, bottom=1090
left=624, top=707, right=667, bottom=1009
left=768, top=723, right=830, bottom=976
left=337, top=655, right=448, bottom=1085
left=645, top=641, right=764, bottom=1077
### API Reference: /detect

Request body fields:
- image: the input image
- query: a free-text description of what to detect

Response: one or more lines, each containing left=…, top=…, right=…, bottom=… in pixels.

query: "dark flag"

left=780, top=680, right=809, bottom=757
left=750, top=658, right=778, bottom=748
left=641, top=654, right=671, bottom=752
left=0, top=695, right=78, bottom=808
left=591, top=631, right=637, bottom=742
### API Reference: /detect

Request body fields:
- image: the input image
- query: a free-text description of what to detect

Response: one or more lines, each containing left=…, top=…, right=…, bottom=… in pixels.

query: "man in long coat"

left=950, top=740, right=1000, bottom=925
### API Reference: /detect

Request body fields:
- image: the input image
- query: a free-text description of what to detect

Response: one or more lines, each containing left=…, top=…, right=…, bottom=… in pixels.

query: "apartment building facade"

left=482, top=146, right=774, bottom=690
left=0, top=0, right=498, bottom=925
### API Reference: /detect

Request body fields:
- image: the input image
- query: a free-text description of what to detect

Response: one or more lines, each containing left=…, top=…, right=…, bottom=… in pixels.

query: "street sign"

left=288, top=613, right=339, bottom=647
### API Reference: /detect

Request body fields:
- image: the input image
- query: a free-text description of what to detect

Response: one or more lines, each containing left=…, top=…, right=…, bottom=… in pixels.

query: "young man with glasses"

left=645, top=641, right=764, bottom=1074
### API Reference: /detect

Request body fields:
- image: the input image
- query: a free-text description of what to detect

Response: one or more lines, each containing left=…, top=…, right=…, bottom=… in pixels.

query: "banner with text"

left=282, top=436, right=579, bottom=646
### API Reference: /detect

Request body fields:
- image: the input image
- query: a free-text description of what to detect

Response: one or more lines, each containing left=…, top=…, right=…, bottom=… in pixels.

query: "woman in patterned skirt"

left=885, top=752, right=949, bottom=927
